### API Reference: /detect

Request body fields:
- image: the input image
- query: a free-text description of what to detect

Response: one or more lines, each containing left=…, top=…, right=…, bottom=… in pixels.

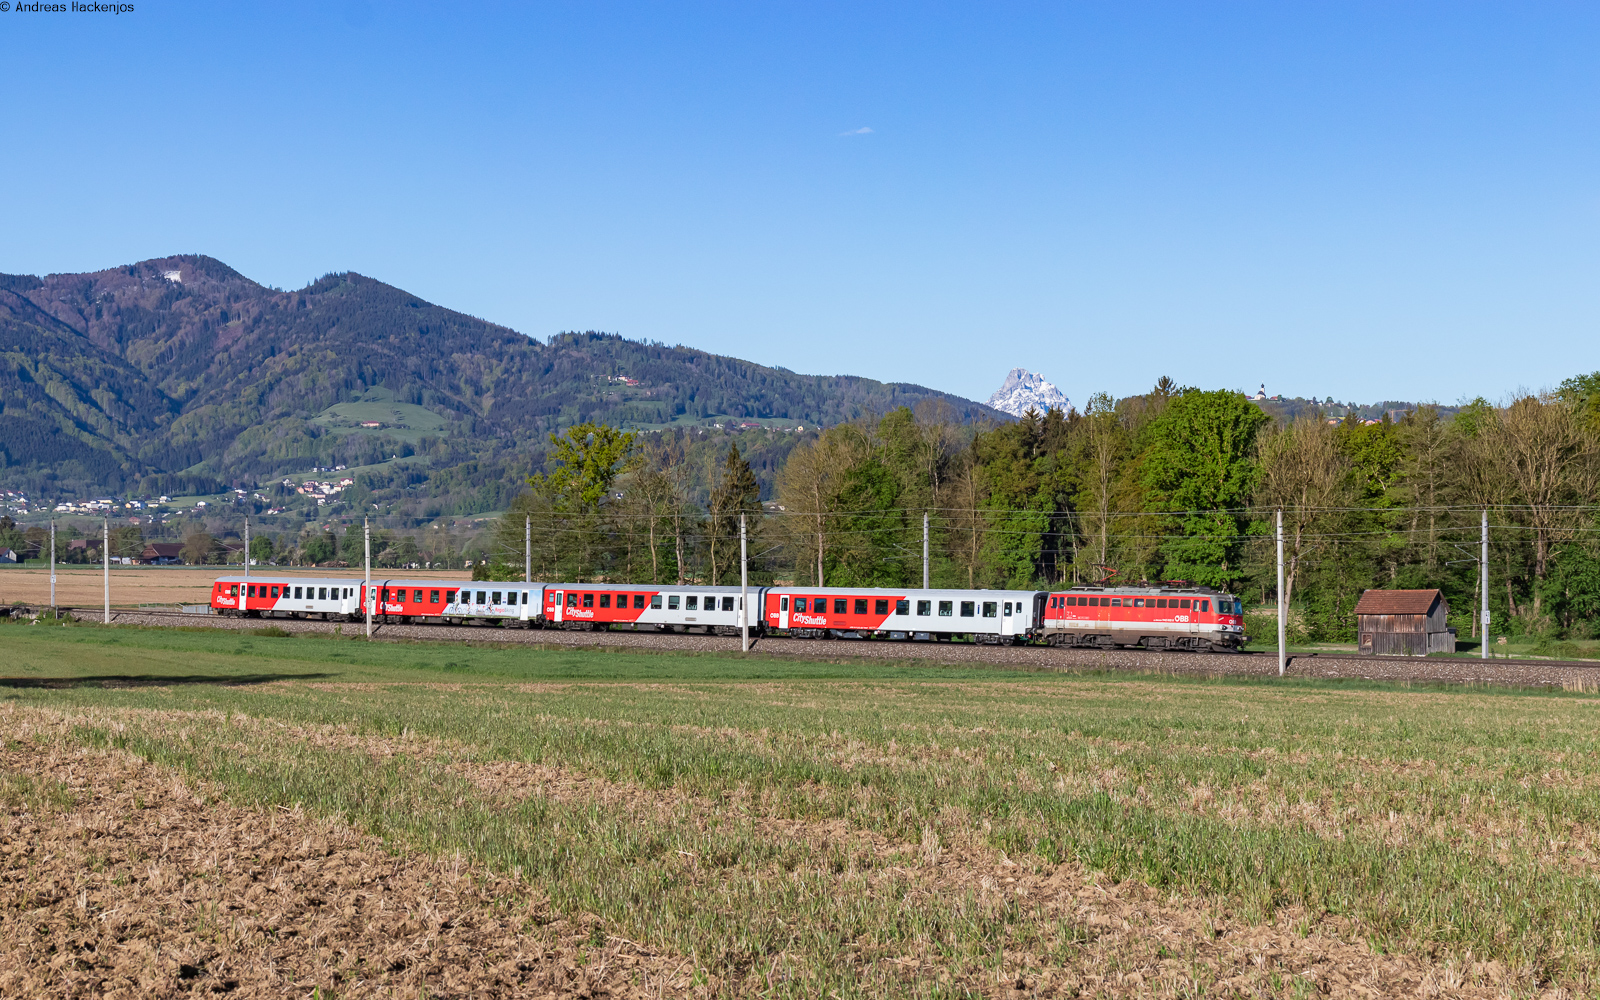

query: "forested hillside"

left=0, top=255, right=1002, bottom=499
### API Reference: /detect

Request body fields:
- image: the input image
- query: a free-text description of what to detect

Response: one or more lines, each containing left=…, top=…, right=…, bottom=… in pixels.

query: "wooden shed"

left=1353, top=589, right=1454, bottom=656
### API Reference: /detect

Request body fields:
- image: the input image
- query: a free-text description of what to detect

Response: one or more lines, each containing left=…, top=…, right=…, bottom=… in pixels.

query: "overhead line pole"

left=103, top=516, right=110, bottom=624
left=923, top=512, right=930, bottom=590
left=243, top=516, right=250, bottom=581
left=49, top=520, right=56, bottom=619
left=364, top=517, right=372, bottom=638
left=740, top=513, right=749, bottom=653
left=1276, top=508, right=1285, bottom=677
left=525, top=515, right=531, bottom=584
left=1482, top=508, right=1490, bottom=660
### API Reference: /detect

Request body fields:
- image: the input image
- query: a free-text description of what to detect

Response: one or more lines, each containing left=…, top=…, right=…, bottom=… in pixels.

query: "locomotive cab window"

left=917, top=600, right=930, bottom=616
left=896, top=600, right=909, bottom=615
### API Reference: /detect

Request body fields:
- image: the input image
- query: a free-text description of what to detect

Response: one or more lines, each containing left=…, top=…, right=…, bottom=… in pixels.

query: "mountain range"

left=0, top=255, right=1005, bottom=501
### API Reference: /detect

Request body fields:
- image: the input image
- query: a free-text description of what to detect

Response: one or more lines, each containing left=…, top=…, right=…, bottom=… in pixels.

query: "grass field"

left=5, top=621, right=1600, bottom=996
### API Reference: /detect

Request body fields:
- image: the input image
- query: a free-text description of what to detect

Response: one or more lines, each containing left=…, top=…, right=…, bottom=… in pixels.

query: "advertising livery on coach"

left=210, top=575, right=1246, bottom=650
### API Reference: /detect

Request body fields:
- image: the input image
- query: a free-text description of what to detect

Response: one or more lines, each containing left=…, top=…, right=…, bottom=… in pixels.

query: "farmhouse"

left=1353, top=588, right=1455, bottom=656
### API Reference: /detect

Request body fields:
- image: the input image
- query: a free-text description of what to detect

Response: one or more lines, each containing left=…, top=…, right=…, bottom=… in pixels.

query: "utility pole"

left=243, top=517, right=250, bottom=581
left=740, top=513, right=749, bottom=653
left=1481, top=508, right=1490, bottom=660
left=525, top=515, right=531, bottom=584
left=103, top=517, right=110, bottom=625
left=1276, top=508, right=1285, bottom=677
left=923, top=511, right=930, bottom=590
left=49, top=520, right=56, bottom=619
left=364, top=517, right=372, bottom=638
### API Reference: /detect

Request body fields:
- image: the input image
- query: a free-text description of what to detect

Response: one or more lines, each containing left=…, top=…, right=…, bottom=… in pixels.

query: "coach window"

left=633, top=594, right=645, bottom=609
left=566, top=593, right=578, bottom=607
left=290, top=587, right=299, bottom=599
left=722, top=596, right=734, bottom=611
left=982, top=602, right=997, bottom=618
left=960, top=601, right=975, bottom=617
left=704, top=596, right=715, bottom=610
left=668, top=595, right=680, bottom=609
left=476, top=591, right=487, bottom=605
left=579, top=593, right=591, bottom=608
left=488, top=591, right=499, bottom=604
left=896, top=600, right=909, bottom=615
left=874, top=599, right=888, bottom=615
left=831, top=599, right=845, bottom=614
left=937, top=601, right=952, bottom=616
left=599, top=594, right=611, bottom=609
left=429, top=590, right=440, bottom=604
left=916, top=600, right=930, bottom=616
left=652, top=595, right=663, bottom=609
left=684, top=596, right=696, bottom=610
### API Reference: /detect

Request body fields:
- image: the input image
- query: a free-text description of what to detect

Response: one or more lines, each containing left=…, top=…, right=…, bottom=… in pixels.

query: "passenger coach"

left=763, top=586, right=1039, bottom=643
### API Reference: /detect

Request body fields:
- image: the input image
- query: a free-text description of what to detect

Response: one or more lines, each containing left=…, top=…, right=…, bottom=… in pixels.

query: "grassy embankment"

left=6, top=621, right=1600, bottom=995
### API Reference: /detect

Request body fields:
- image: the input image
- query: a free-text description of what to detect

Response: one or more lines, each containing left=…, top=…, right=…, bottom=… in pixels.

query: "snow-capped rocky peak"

left=986, top=368, right=1072, bottom=417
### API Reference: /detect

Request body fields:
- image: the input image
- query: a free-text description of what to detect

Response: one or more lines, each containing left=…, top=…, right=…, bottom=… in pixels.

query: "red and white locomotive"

left=1040, top=585, right=1245, bottom=650
left=210, top=574, right=1247, bottom=649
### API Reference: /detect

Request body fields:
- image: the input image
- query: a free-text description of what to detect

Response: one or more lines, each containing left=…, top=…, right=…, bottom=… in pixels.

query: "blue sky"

left=3, top=1, right=1598, bottom=407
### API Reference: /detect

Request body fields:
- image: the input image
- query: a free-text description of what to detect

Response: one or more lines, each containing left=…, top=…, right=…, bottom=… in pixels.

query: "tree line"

left=476, top=373, right=1600, bottom=645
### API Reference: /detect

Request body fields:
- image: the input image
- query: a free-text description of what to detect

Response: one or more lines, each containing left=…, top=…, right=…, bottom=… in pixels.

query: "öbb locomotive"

left=208, top=576, right=1247, bottom=651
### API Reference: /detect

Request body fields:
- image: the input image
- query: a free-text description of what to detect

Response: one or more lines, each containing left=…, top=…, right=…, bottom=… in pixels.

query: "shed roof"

left=1353, top=589, right=1443, bottom=615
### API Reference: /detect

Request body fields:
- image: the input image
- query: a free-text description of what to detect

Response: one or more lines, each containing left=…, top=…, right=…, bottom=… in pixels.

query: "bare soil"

left=0, top=711, right=702, bottom=999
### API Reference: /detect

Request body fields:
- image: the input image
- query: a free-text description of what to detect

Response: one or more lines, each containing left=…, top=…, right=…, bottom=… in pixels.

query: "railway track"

left=22, top=605, right=1600, bottom=690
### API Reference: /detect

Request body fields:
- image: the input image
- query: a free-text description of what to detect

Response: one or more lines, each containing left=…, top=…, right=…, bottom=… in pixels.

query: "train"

left=207, top=575, right=1248, bottom=650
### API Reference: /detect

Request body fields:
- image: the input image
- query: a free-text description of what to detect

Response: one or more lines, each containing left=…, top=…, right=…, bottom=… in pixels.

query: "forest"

left=469, top=372, right=1600, bottom=647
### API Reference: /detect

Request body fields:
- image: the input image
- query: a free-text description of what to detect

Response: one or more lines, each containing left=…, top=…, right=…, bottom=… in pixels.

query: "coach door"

left=552, top=591, right=563, bottom=623
left=778, top=594, right=789, bottom=630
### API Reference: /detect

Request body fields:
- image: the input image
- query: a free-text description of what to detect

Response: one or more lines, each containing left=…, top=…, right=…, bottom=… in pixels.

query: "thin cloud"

left=838, top=127, right=873, bottom=136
